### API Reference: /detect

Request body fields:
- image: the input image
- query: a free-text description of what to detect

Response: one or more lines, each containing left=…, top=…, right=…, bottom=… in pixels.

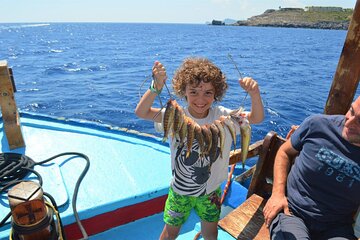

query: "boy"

left=135, top=57, right=264, bottom=239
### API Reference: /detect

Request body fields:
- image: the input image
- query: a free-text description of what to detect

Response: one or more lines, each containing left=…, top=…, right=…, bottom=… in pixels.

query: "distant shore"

left=211, top=6, right=353, bottom=30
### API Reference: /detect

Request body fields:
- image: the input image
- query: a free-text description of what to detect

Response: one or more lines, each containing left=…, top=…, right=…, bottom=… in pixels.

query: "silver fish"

left=239, top=116, right=251, bottom=168
left=222, top=117, right=237, bottom=151
left=214, top=120, right=225, bottom=158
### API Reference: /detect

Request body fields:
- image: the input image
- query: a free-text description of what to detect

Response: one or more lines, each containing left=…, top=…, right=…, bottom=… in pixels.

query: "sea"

left=0, top=23, right=359, bottom=143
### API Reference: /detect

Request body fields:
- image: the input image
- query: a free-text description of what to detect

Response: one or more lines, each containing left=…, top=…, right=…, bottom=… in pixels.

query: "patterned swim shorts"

left=163, top=187, right=221, bottom=226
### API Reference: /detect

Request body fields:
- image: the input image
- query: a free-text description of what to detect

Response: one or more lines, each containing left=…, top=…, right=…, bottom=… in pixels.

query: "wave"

left=50, top=49, right=64, bottom=53
left=45, top=64, right=108, bottom=75
left=17, top=88, right=40, bottom=92
left=0, top=23, right=50, bottom=30
left=20, top=23, right=50, bottom=28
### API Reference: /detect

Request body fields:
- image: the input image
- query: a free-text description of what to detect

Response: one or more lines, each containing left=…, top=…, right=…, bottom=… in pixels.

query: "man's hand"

left=263, top=194, right=290, bottom=228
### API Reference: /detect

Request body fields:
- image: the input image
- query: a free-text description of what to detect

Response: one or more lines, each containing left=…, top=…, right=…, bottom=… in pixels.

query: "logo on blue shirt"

left=316, top=147, right=359, bottom=187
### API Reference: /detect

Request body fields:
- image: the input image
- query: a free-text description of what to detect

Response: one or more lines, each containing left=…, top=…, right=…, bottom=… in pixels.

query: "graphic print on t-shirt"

left=315, top=147, right=360, bottom=188
left=172, top=139, right=220, bottom=196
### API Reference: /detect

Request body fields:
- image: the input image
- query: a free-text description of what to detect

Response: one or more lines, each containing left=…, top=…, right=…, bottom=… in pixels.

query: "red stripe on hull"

left=64, top=195, right=167, bottom=239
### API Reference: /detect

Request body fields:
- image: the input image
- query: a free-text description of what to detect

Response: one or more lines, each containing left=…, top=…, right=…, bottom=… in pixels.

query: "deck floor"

left=0, top=114, right=172, bottom=239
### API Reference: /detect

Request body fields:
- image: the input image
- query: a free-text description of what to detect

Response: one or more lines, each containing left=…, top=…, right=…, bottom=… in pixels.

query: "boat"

left=0, top=65, right=250, bottom=239
left=1, top=1, right=359, bottom=239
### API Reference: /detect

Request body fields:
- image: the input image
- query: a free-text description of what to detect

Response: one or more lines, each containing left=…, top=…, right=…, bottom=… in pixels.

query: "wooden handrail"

left=229, top=139, right=263, bottom=165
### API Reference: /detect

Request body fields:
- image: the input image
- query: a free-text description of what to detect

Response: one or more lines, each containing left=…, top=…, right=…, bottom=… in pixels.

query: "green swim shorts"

left=163, top=187, right=221, bottom=226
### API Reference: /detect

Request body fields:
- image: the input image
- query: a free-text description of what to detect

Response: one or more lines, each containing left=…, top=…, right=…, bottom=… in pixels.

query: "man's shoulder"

left=296, top=114, right=344, bottom=135
left=304, top=114, right=343, bottom=125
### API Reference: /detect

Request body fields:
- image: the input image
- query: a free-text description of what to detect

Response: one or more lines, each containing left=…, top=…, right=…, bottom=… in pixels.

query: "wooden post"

left=0, top=60, right=25, bottom=149
left=324, top=0, right=360, bottom=115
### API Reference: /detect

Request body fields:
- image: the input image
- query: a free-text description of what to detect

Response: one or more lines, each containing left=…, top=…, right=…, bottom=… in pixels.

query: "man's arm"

left=263, top=139, right=299, bottom=227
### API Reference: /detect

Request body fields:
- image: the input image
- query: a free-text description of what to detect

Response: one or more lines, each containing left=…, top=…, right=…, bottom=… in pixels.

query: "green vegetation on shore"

left=212, top=7, right=354, bottom=30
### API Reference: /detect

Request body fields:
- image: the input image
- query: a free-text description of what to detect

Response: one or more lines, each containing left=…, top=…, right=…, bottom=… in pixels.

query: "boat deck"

left=0, top=113, right=173, bottom=239
left=0, top=112, right=248, bottom=239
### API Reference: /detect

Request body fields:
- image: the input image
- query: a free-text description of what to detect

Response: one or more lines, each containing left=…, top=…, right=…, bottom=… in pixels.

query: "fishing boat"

left=1, top=1, right=360, bottom=239
left=0, top=76, right=255, bottom=239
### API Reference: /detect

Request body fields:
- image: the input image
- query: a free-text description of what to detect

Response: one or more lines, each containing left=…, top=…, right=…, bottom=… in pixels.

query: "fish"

left=173, top=103, right=184, bottom=140
left=162, top=99, right=176, bottom=142
left=201, top=125, right=212, bottom=156
left=239, top=116, right=251, bottom=168
left=178, top=119, right=187, bottom=147
left=222, top=116, right=237, bottom=151
left=214, top=120, right=225, bottom=158
left=229, top=106, right=244, bottom=118
left=186, top=117, right=195, bottom=158
left=209, top=123, right=219, bottom=161
left=194, top=123, right=205, bottom=158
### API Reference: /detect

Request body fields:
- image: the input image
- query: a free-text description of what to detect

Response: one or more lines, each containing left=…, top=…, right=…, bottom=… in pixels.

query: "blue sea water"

left=0, top=23, right=358, bottom=143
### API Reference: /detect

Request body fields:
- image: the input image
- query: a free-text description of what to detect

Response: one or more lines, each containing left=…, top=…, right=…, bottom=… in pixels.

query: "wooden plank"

left=324, top=0, right=360, bottom=115
left=234, top=165, right=256, bottom=184
left=219, top=194, right=269, bottom=240
left=229, top=139, right=263, bottom=165
left=247, top=132, right=285, bottom=198
left=0, top=60, right=25, bottom=149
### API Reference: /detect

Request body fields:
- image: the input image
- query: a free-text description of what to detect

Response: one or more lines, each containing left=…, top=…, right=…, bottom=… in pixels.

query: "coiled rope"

left=0, top=152, right=90, bottom=240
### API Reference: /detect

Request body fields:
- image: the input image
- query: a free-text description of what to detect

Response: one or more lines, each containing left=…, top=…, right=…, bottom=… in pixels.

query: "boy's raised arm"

left=239, top=77, right=264, bottom=124
left=135, top=61, right=167, bottom=123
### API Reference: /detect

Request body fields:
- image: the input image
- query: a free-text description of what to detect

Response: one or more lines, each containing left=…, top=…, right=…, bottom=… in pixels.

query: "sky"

left=0, top=0, right=357, bottom=24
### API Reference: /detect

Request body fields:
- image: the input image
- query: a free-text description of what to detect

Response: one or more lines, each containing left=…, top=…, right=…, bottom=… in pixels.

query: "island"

left=211, top=6, right=353, bottom=30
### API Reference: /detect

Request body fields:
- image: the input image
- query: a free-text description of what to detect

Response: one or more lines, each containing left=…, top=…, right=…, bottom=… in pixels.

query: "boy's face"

left=342, top=96, right=360, bottom=146
left=185, top=81, right=215, bottom=119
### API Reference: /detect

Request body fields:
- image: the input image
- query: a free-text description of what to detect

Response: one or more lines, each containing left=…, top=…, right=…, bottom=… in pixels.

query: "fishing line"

left=138, top=67, right=175, bottom=121
left=227, top=53, right=244, bottom=80
left=138, top=74, right=151, bottom=100
left=227, top=53, right=248, bottom=110
left=205, top=24, right=248, bottom=110
left=138, top=74, right=164, bottom=120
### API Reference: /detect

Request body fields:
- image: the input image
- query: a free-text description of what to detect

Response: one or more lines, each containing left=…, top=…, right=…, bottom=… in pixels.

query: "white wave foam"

left=0, top=23, right=50, bottom=30
left=20, top=23, right=50, bottom=28
left=50, top=49, right=64, bottom=53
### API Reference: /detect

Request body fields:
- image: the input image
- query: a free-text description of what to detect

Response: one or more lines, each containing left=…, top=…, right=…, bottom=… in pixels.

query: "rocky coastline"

left=212, top=7, right=353, bottom=30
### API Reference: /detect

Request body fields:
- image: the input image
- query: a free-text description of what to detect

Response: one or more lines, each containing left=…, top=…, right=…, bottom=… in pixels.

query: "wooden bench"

left=219, top=131, right=286, bottom=240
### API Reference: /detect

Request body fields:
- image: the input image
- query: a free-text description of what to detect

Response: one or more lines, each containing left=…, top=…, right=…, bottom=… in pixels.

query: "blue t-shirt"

left=288, top=114, right=360, bottom=229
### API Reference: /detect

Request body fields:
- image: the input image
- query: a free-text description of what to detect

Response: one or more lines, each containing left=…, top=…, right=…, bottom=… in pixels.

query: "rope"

left=220, top=164, right=236, bottom=204
left=0, top=153, right=36, bottom=188
left=0, top=152, right=90, bottom=240
left=46, top=200, right=64, bottom=240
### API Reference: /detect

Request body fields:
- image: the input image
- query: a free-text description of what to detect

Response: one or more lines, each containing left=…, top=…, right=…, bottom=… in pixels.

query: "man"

left=263, top=96, right=360, bottom=240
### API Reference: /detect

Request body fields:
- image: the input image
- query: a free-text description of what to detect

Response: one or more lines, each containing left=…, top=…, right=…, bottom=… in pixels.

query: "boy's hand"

left=152, top=61, right=167, bottom=90
left=239, top=77, right=260, bottom=97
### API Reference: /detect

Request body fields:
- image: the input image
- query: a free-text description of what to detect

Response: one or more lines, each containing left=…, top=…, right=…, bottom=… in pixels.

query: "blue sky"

left=0, top=0, right=356, bottom=23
